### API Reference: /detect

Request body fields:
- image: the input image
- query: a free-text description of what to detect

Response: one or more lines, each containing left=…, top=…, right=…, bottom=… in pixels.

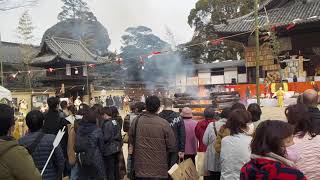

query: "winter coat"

left=292, top=133, right=320, bottom=179
left=184, top=118, right=198, bottom=155
left=195, top=119, right=214, bottom=152
left=241, top=153, right=307, bottom=180
left=102, top=118, right=122, bottom=156
left=0, top=137, right=41, bottom=180
left=214, top=125, right=230, bottom=154
left=123, top=113, right=137, bottom=133
left=220, top=133, right=252, bottom=180
left=202, top=118, right=227, bottom=172
left=76, top=121, right=105, bottom=180
left=159, top=110, right=186, bottom=152
left=43, top=109, right=68, bottom=135
left=43, top=109, right=70, bottom=170
left=308, top=106, right=320, bottom=129
left=129, top=112, right=176, bottom=178
left=19, top=131, right=65, bottom=180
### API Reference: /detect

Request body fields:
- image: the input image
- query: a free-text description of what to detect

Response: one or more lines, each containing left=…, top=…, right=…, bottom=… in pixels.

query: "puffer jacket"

left=102, top=118, right=122, bottom=156
left=0, top=137, right=41, bottom=180
left=159, top=110, right=185, bottom=152
left=241, top=153, right=307, bottom=180
left=19, top=131, right=65, bottom=180
left=129, top=112, right=176, bottom=178
left=76, top=121, right=105, bottom=180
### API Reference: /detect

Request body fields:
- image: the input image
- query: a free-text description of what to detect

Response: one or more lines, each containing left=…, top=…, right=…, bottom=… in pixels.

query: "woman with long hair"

left=220, top=109, right=252, bottom=180
left=241, top=120, right=306, bottom=180
left=286, top=104, right=320, bottom=179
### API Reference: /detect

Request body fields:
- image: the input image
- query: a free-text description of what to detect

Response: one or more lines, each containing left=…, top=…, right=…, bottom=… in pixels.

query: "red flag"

left=286, top=22, right=296, bottom=30
left=152, top=51, right=161, bottom=55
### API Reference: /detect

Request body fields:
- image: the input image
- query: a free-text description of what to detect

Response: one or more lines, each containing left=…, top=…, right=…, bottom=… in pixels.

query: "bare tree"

left=0, top=0, right=38, bottom=11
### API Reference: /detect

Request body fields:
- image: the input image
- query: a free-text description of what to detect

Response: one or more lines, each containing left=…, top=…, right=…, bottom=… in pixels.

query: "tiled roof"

left=0, top=41, right=38, bottom=64
left=31, top=37, right=109, bottom=65
left=214, top=0, right=320, bottom=33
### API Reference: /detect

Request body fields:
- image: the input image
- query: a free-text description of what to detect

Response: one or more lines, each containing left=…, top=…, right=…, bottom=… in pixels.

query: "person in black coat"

left=75, top=108, right=105, bottom=180
left=302, top=89, right=320, bottom=130
left=19, top=110, right=65, bottom=180
left=159, top=98, right=185, bottom=166
left=42, top=97, right=70, bottom=177
left=101, top=106, right=122, bottom=180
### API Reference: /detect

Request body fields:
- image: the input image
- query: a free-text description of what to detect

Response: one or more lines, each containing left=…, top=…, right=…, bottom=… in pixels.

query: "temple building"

left=0, top=41, right=39, bottom=89
left=30, top=37, right=110, bottom=99
left=213, top=0, right=320, bottom=83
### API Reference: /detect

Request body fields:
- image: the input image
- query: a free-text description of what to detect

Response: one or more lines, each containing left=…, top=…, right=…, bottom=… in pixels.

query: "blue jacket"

left=76, top=122, right=106, bottom=180
left=19, top=131, right=65, bottom=180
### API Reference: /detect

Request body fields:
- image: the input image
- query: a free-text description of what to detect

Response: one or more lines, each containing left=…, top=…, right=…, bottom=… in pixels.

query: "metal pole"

left=254, top=0, right=261, bottom=105
left=0, top=33, right=3, bottom=87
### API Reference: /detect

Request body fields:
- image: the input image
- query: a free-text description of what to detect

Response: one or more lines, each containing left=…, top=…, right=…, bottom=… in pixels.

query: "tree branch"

left=0, top=0, right=38, bottom=11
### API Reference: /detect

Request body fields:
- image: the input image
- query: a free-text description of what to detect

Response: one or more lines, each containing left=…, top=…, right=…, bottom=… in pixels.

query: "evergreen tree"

left=185, top=0, right=265, bottom=63
left=17, top=10, right=34, bottom=91
left=17, top=11, right=34, bottom=44
left=58, top=0, right=97, bottom=21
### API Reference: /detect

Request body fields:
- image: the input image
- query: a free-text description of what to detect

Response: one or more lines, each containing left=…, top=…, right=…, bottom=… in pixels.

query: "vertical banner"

left=66, top=64, right=71, bottom=76
left=83, top=66, right=88, bottom=76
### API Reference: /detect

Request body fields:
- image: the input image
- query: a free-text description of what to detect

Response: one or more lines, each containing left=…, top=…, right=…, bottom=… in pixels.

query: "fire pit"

left=174, top=91, right=240, bottom=119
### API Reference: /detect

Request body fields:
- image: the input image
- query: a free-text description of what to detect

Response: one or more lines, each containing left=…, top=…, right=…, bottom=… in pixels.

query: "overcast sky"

left=0, top=0, right=196, bottom=51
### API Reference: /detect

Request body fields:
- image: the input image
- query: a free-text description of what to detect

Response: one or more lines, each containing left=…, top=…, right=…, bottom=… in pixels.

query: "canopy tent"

left=0, top=86, right=12, bottom=102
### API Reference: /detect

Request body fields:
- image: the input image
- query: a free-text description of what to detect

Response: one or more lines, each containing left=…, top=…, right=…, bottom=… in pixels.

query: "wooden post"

left=255, top=0, right=261, bottom=105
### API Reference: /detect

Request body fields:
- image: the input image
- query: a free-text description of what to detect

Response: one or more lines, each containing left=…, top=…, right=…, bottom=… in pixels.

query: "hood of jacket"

left=77, top=122, right=96, bottom=135
left=0, top=138, right=19, bottom=155
left=159, top=110, right=180, bottom=122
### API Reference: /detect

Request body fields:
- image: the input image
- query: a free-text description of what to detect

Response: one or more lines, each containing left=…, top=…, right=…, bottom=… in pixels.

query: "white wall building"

left=176, top=60, right=247, bottom=89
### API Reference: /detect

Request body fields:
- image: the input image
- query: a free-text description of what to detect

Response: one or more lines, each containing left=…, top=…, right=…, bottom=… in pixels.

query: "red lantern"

left=211, top=39, right=223, bottom=46
left=88, top=64, right=96, bottom=68
left=48, top=68, right=55, bottom=72
left=116, top=57, right=123, bottom=65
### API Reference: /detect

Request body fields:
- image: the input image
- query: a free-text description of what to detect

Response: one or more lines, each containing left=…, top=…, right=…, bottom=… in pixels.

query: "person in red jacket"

left=195, top=107, right=216, bottom=152
left=241, top=120, right=307, bottom=180
left=195, top=107, right=216, bottom=176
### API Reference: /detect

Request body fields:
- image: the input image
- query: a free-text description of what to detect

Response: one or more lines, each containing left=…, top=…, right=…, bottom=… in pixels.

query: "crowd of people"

left=1, top=89, right=320, bottom=180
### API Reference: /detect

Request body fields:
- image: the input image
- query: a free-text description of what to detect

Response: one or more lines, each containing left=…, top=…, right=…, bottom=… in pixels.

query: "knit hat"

left=180, top=107, right=193, bottom=118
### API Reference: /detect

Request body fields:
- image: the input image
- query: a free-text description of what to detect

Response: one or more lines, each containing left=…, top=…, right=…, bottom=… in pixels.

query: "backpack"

left=74, top=130, right=95, bottom=167
left=101, top=119, right=121, bottom=156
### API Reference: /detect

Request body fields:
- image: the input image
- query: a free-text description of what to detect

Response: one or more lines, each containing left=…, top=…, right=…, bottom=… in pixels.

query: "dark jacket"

left=102, top=118, right=122, bottom=156
left=241, top=153, right=306, bottom=180
left=159, top=110, right=185, bottom=152
left=0, top=137, right=41, bottom=180
left=19, top=131, right=65, bottom=180
left=43, top=109, right=68, bottom=135
left=76, top=121, right=105, bottom=180
left=129, top=112, right=176, bottom=178
left=43, top=109, right=70, bottom=174
left=308, top=106, right=320, bottom=130
left=123, top=113, right=137, bottom=133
